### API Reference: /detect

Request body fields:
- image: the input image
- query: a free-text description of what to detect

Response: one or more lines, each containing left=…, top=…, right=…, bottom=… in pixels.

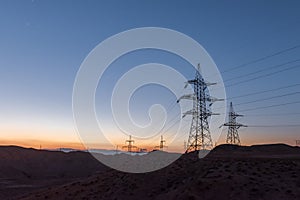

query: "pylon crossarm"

left=206, top=96, right=224, bottom=102
left=210, top=112, right=220, bottom=116
left=204, top=81, right=217, bottom=86
left=187, top=79, right=197, bottom=84
left=177, top=94, right=195, bottom=103
left=230, top=112, right=244, bottom=117
left=182, top=109, right=195, bottom=118
left=223, top=123, right=246, bottom=127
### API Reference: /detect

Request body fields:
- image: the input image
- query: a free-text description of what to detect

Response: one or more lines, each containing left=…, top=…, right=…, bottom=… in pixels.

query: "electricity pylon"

left=122, top=135, right=137, bottom=152
left=177, top=64, right=222, bottom=152
left=220, top=102, right=247, bottom=145
left=154, top=135, right=167, bottom=151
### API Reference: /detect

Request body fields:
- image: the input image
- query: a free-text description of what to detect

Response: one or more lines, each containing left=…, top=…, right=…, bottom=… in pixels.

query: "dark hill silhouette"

left=0, top=146, right=107, bottom=199
left=207, top=143, right=300, bottom=159
left=11, top=143, right=300, bottom=200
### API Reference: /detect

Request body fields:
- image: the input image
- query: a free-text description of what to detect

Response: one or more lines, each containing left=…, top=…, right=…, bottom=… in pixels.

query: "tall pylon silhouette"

left=154, top=135, right=167, bottom=151
left=220, top=102, right=247, bottom=145
left=177, top=64, right=222, bottom=152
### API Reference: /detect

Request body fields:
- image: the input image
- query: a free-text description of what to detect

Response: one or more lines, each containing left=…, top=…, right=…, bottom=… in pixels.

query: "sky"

left=0, top=0, right=300, bottom=150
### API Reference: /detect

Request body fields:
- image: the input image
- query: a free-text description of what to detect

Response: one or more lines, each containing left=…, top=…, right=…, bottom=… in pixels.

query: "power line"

left=236, top=100, right=300, bottom=112
left=148, top=115, right=190, bottom=149
left=163, top=88, right=186, bottom=114
left=245, top=112, right=300, bottom=117
left=164, top=117, right=181, bottom=132
left=162, top=122, right=191, bottom=146
left=248, top=124, right=300, bottom=128
left=164, top=100, right=178, bottom=115
left=214, top=91, right=300, bottom=111
left=165, top=109, right=181, bottom=126
left=145, top=97, right=188, bottom=148
left=210, top=64, right=300, bottom=93
left=227, top=83, right=300, bottom=100
left=148, top=112, right=182, bottom=147
left=221, top=44, right=300, bottom=74
left=155, top=46, right=300, bottom=148
left=234, top=92, right=300, bottom=106
left=226, top=64, right=300, bottom=87
left=224, top=59, right=300, bottom=82
left=161, top=110, right=192, bottom=137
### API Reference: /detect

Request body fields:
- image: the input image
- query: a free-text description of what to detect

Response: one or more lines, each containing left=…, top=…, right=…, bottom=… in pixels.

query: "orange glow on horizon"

left=0, top=139, right=86, bottom=150
left=0, top=129, right=298, bottom=151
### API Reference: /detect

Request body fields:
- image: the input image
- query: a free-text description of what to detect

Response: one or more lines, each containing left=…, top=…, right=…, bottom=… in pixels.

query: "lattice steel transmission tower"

left=221, top=102, right=247, bottom=145
left=177, top=64, right=221, bottom=152
left=122, top=135, right=137, bottom=152
left=154, top=135, right=167, bottom=151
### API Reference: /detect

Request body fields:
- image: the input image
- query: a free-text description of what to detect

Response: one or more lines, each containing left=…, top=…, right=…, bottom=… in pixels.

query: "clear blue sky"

left=0, top=0, right=300, bottom=148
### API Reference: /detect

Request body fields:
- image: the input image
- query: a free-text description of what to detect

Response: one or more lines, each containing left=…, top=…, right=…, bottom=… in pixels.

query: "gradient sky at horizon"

left=0, top=0, right=300, bottom=150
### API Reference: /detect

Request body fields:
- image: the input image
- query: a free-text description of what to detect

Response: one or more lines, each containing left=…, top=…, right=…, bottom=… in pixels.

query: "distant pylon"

left=177, top=64, right=222, bottom=152
left=296, top=140, right=300, bottom=146
left=115, top=145, right=119, bottom=154
left=122, top=135, right=137, bottom=152
left=220, top=102, right=247, bottom=145
left=154, top=135, right=167, bottom=151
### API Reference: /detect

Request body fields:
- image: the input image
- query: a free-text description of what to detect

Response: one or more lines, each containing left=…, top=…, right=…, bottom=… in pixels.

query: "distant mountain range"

left=48, top=148, right=148, bottom=155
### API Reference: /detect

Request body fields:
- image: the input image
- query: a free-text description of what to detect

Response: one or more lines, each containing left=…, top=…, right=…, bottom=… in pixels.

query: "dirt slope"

left=0, top=146, right=107, bottom=199
left=17, top=144, right=300, bottom=200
